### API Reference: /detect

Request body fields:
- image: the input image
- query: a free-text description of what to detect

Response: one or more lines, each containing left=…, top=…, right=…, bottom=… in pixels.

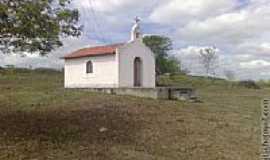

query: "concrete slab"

left=69, top=87, right=197, bottom=101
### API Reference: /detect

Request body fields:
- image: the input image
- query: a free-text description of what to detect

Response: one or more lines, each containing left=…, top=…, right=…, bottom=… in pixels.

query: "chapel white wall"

left=64, top=54, right=119, bottom=88
left=118, top=39, right=156, bottom=88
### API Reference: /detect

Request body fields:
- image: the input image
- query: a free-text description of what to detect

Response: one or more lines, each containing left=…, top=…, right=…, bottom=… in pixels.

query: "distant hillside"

left=0, top=67, right=62, bottom=75
left=157, top=73, right=263, bottom=89
left=158, top=74, right=231, bottom=88
left=0, top=67, right=263, bottom=89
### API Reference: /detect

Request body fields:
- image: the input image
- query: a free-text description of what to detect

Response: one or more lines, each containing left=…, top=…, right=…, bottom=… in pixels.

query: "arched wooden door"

left=134, top=57, right=142, bottom=87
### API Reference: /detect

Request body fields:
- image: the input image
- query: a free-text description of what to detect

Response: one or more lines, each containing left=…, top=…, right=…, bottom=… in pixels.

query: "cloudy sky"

left=1, top=0, right=270, bottom=80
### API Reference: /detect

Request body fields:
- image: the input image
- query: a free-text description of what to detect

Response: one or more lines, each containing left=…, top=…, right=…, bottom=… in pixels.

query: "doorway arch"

left=134, top=57, right=142, bottom=87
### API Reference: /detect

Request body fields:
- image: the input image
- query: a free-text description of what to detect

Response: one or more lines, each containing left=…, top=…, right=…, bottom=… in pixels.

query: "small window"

left=86, top=61, right=93, bottom=73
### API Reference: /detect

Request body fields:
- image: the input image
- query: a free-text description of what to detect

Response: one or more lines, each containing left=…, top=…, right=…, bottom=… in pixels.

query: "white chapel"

left=63, top=18, right=156, bottom=88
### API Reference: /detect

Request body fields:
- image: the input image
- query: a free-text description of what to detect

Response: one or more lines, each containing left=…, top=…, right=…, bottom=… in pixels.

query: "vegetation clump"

left=238, top=80, right=260, bottom=89
left=143, top=35, right=181, bottom=75
left=0, top=0, right=82, bottom=55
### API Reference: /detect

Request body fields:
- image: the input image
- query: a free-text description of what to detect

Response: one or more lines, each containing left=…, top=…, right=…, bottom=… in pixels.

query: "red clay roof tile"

left=63, top=43, right=125, bottom=59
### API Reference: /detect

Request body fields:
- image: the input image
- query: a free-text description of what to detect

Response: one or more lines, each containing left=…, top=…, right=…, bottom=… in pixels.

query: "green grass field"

left=0, top=69, right=269, bottom=160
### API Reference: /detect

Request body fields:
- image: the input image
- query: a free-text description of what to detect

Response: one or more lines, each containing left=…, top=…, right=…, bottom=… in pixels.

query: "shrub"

left=258, top=80, right=270, bottom=88
left=238, top=80, right=260, bottom=89
left=34, top=68, right=61, bottom=74
left=0, top=66, right=4, bottom=74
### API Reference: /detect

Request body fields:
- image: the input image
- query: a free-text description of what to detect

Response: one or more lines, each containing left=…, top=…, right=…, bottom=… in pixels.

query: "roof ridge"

left=85, top=42, right=125, bottom=49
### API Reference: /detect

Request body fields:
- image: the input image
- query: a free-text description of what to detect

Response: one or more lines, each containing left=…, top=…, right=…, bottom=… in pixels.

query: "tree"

left=199, top=47, right=219, bottom=77
left=165, top=56, right=182, bottom=74
left=0, top=0, right=82, bottom=55
left=143, top=35, right=181, bottom=75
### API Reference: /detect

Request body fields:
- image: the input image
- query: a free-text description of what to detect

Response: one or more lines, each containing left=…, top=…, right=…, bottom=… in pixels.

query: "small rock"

left=180, top=147, right=186, bottom=152
left=99, top=127, right=108, bottom=133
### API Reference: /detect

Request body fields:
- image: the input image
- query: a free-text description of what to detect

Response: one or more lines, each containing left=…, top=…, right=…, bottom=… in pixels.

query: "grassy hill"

left=0, top=68, right=269, bottom=160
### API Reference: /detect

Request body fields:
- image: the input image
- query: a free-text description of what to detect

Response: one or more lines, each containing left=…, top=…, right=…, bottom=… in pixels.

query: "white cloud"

left=233, top=54, right=253, bottom=61
left=176, top=2, right=270, bottom=45
left=76, top=0, right=159, bottom=15
left=150, top=0, right=237, bottom=25
left=261, top=72, right=270, bottom=76
left=176, top=46, right=202, bottom=57
left=235, top=42, right=270, bottom=58
left=240, top=60, right=270, bottom=69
